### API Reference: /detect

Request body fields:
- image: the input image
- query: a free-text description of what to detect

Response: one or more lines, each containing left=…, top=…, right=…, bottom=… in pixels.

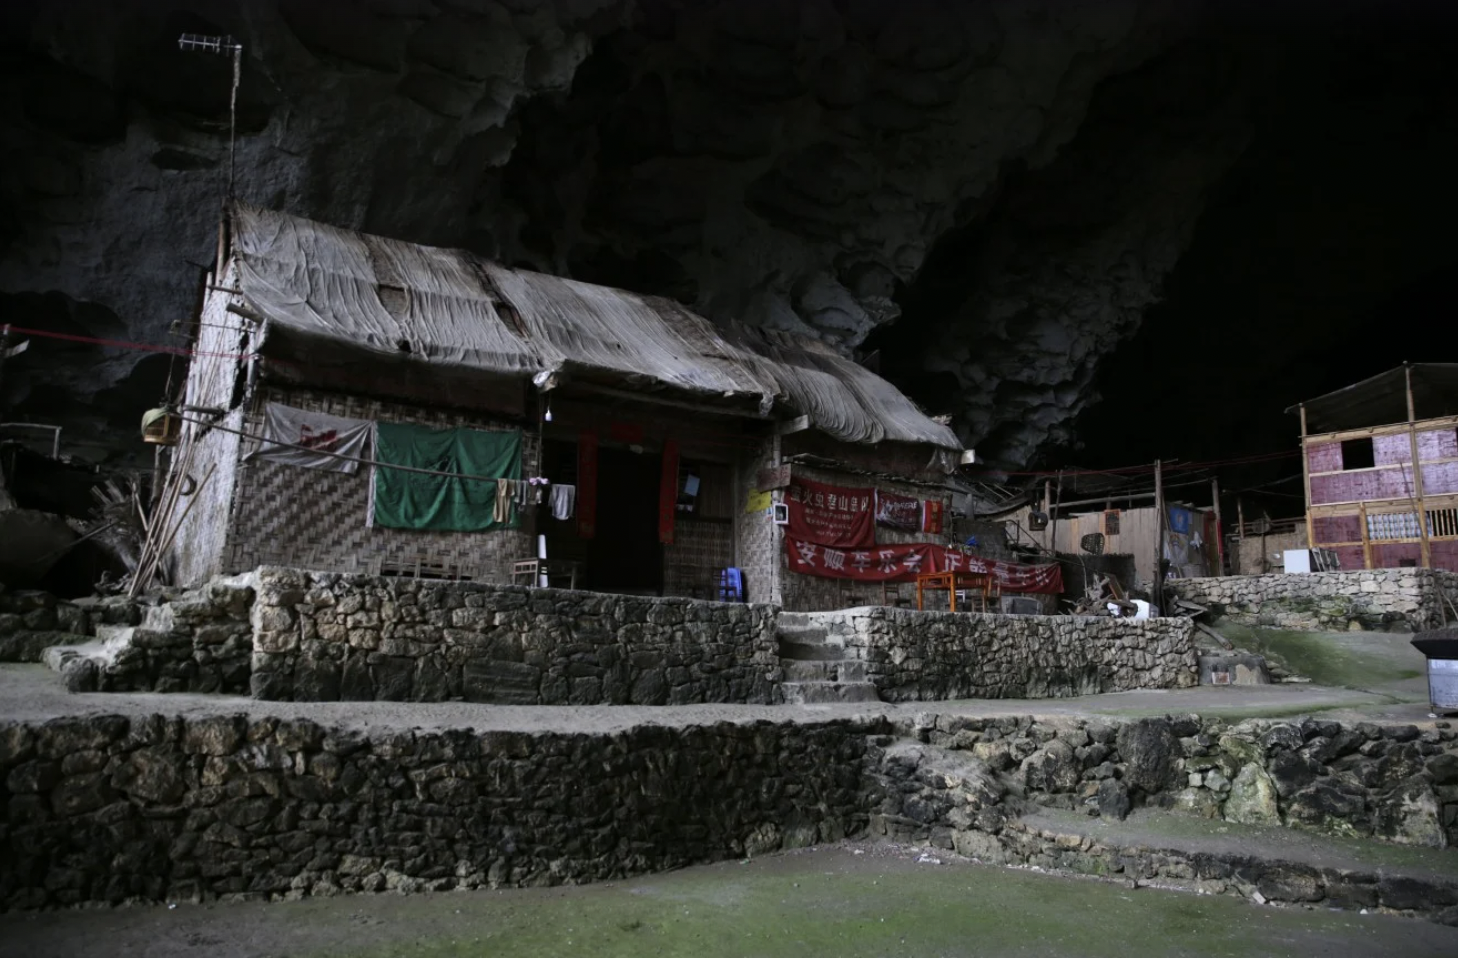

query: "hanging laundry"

left=551, top=484, right=576, bottom=520
left=493, top=478, right=517, bottom=524
left=248, top=402, right=372, bottom=473
left=372, top=423, right=521, bottom=531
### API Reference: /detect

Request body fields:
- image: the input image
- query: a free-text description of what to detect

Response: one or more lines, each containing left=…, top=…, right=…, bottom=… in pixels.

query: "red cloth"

left=785, top=536, right=1064, bottom=593
left=576, top=430, right=598, bottom=539
left=922, top=499, right=944, bottom=535
left=786, top=476, right=875, bottom=548
left=658, top=439, right=679, bottom=545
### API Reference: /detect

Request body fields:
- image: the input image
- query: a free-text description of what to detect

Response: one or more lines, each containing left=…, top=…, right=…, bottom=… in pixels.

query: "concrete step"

left=775, top=624, right=831, bottom=643
left=777, top=638, right=846, bottom=661
left=781, top=681, right=880, bottom=704
left=780, top=659, right=868, bottom=683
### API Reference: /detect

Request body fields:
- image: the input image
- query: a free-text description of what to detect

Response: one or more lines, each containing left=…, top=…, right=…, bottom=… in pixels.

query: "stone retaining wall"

left=0, top=713, right=876, bottom=908
left=1168, top=568, right=1458, bottom=632
left=873, top=713, right=1458, bottom=850
left=5, top=709, right=1455, bottom=911
left=249, top=568, right=782, bottom=705
left=811, top=607, right=1198, bottom=700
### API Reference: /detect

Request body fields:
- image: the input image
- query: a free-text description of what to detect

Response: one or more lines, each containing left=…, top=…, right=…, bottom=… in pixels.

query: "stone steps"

left=775, top=611, right=879, bottom=704
left=782, top=659, right=867, bottom=683
left=780, top=680, right=881, bottom=704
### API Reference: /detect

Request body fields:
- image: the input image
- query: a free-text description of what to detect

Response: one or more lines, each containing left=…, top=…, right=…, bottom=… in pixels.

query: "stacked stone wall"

left=0, top=713, right=877, bottom=909
left=871, top=713, right=1458, bottom=851
left=1168, top=568, right=1458, bottom=632
left=810, top=607, right=1197, bottom=700
left=248, top=568, right=782, bottom=704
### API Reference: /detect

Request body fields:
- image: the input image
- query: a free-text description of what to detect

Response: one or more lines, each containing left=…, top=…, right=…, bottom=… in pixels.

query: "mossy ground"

left=1218, top=624, right=1424, bottom=690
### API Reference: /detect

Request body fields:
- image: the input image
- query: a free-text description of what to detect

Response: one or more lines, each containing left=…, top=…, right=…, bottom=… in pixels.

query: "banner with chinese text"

left=785, top=537, right=1063, bottom=593
left=786, top=476, right=874, bottom=548
left=874, top=491, right=921, bottom=532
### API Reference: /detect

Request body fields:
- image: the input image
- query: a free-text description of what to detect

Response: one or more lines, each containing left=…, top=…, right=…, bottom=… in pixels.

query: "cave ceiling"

left=0, top=0, right=1454, bottom=473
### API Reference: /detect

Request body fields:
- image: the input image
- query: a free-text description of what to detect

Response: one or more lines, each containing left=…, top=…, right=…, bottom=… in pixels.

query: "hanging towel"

left=515, top=478, right=531, bottom=508
left=550, top=484, right=576, bottom=520
left=373, top=423, right=522, bottom=531
left=249, top=402, right=372, bottom=473
left=494, top=478, right=516, bottom=524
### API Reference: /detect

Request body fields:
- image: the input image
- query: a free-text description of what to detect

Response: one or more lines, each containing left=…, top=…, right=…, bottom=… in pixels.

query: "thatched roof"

left=232, top=204, right=961, bottom=450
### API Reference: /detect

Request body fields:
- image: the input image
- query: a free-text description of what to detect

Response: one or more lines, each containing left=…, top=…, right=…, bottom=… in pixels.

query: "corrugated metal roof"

left=1284, top=364, right=1458, bottom=434
left=232, top=205, right=961, bottom=450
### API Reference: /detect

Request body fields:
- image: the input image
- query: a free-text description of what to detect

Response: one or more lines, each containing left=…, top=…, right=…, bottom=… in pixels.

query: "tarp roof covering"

left=232, top=205, right=961, bottom=450
left=1285, top=364, right=1458, bottom=434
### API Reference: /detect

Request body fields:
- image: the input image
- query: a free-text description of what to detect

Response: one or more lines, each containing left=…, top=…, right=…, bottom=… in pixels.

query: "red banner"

left=875, top=491, right=921, bottom=532
left=785, top=537, right=1064, bottom=594
left=577, top=430, right=598, bottom=539
left=922, top=499, right=944, bottom=535
left=659, top=439, right=679, bottom=544
left=787, top=476, right=875, bottom=548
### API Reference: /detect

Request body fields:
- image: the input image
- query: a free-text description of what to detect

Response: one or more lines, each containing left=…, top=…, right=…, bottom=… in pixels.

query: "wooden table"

left=916, top=570, right=994, bottom=612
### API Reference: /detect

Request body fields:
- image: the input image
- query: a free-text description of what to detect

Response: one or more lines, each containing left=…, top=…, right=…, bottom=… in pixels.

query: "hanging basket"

left=141, top=408, right=181, bottom=446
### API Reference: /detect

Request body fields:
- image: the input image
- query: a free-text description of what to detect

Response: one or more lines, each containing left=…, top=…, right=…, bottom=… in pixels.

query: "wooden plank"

left=1211, top=477, right=1224, bottom=576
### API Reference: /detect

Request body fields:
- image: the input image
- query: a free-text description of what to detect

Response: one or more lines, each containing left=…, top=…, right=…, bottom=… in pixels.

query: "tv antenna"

left=177, top=33, right=244, bottom=201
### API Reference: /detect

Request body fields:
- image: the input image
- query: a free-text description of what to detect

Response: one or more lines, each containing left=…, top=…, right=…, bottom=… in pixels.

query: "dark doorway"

left=586, top=447, right=664, bottom=594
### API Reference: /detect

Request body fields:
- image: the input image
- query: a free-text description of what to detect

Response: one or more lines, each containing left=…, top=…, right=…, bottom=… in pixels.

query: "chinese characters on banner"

left=786, top=476, right=875, bottom=548
left=922, top=499, right=944, bottom=535
left=785, top=536, right=1064, bottom=594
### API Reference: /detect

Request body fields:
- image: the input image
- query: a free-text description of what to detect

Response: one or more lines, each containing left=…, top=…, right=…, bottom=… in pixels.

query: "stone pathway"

left=0, top=661, right=1432, bottom=734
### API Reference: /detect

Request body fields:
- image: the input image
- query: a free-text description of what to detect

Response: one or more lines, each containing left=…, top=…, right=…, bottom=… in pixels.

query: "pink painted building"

left=1294, top=364, right=1458, bottom=572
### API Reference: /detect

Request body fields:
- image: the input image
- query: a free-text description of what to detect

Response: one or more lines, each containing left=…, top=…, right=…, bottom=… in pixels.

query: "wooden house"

left=1293, top=364, right=1458, bottom=572
left=161, top=205, right=1026, bottom=611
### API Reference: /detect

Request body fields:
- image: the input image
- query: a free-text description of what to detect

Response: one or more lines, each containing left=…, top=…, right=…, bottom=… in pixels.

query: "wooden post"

left=1405, top=363, right=1431, bottom=568
left=1049, top=470, right=1063, bottom=559
left=1153, top=459, right=1165, bottom=613
left=1299, top=403, right=1316, bottom=554
left=1211, top=477, right=1224, bottom=576
left=1237, top=497, right=1245, bottom=539
left=1359, top=501, right=1374, bottom=570
left=1043, top=478, right=1052, bottom=553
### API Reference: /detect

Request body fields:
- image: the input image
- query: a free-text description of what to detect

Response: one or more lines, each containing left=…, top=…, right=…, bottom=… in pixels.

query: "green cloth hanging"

left=372, top=423, right=521, bottom=531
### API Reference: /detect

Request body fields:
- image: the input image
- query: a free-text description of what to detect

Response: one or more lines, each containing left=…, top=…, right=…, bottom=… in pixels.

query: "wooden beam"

left=1406, top=364, right=1432, bottom=568
left=1300, top=404, right=1315, bottom=552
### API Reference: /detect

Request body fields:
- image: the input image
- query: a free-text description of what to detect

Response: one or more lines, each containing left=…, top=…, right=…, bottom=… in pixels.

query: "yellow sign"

left=745, top=489, right=772, bottom=514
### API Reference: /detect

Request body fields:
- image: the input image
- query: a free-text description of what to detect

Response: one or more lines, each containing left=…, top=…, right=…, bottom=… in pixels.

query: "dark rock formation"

left=1, top=2, right=1455, bottom=466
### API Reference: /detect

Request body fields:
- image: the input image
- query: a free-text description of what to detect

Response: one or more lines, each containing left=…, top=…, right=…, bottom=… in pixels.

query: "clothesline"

left=180, top=413, right=520, bottom=485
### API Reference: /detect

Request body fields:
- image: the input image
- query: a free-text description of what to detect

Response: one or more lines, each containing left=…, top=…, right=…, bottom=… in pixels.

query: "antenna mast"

left=177, top=33, right=244, bottom=202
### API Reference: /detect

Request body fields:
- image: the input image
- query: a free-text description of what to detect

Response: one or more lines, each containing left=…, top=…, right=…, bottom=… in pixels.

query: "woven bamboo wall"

left=222, top=385, right=538, bottom=582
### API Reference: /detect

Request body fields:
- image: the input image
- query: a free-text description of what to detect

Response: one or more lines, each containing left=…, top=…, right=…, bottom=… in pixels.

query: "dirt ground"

left=2, top=842, right=1455, bottom=958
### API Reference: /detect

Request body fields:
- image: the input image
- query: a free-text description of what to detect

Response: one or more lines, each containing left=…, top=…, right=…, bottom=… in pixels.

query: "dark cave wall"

left=4, top=0, right=1454, bottom=472
left=0, top=0, right=1209, bottom=463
